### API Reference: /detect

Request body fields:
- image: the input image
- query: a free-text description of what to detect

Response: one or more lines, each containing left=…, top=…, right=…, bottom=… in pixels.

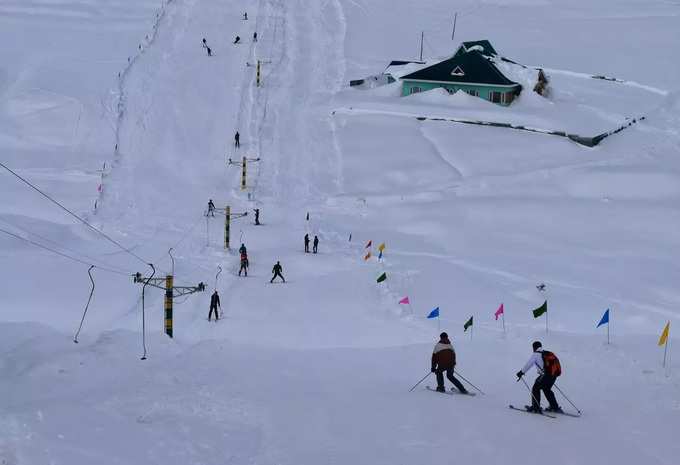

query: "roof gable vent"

left=451, top=66, right=465, bottom=76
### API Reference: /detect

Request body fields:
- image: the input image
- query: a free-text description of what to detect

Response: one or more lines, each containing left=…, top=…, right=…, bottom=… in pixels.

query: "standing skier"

left=516, top=341, right=562, bottom=413
left=431, top=332, right=468, bottom=394
left=254, top=208, right=260, bottom=225
left=304, top=234, right=310, bottom=253
left=207, top=199, right=215, bottom=217
left=253, top=32, right=258, bottom=42
left=239, top=243, right=247, bottom=255
left=313, top=235, right=319, bottom=254
left=270, top=261, right=285, bottom=283
left=243, top=12, right=248, bottom=20
left=238, top=250, right=249, bottom=277
left=234, top=131, right=240, bottom=148
left=208, top=290, right=220, bottom=321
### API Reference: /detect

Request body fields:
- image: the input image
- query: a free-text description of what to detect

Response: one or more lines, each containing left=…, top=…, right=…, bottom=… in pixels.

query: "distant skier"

left=206, top=46, right=212, bottom=57
left=239, top=243, right=247, bottom=255
left=243, top=12, right=248, bottom=20
left=304, top=234, right=310, bottom=253
left=313, top=235, right=319, bottom=254
left=270, top=261, right=285, bottom=283
left=253, top=32, right=258, bottom=42
left=208, top=290, right=220, bottom=321
left=234, top=131, right=240, bottom=148
left=516, top=341, right=562, bottom=413
left=254, top=208, right=260, bottom=225
left=207, top=199, right=215, bottom=217
left=202, top=38, right=207, bottom=47
left=234, top=35, right=241, bottom=44
left=238, top=251, right=249, bottom=277
left=431, top=332, right=468, bottom=394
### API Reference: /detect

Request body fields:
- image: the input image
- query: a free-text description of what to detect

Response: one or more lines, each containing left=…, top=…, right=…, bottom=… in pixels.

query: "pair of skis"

left=425, top=386, right=476, bottom=396
left=508, top=404, right=581, bottom=418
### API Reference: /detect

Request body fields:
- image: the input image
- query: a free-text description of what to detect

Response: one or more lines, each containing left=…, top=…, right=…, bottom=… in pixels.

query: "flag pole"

left=546, top=306, right=549, bottom=333
left=607, top=318, right=610, bottom=345
left=438, top=315, right=441, bottom=332
left=663, top=335, right=668, bottom=368
left=502, top=312, right=506, bottom=333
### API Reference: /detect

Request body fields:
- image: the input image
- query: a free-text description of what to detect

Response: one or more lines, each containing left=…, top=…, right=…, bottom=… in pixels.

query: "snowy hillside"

left=2, top=0, right=680, bottom=464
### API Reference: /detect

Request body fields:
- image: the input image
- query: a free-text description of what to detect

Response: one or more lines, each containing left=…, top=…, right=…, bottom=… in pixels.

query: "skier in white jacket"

left=516, top=341, right=562, bottom=413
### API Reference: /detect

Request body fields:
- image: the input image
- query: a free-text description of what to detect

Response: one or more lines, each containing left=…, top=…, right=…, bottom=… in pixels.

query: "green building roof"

left=400, top=50, right=518, bottom=87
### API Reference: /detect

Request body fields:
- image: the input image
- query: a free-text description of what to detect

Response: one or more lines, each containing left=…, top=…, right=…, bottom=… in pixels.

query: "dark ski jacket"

left=210, top=292, right=220, bottom=308
left=313, top=236, right=319, bottom=246
left=272, top=263, right=282, bottom=274
left=431, top=336, right=456, bottom=370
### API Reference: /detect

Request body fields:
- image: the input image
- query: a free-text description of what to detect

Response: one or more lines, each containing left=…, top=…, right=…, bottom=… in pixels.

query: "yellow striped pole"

left=164, top=275, right=173, bottom=338
left=224, top=205, right=230, bottom=249
left=241, top=156, right=247, bottom=190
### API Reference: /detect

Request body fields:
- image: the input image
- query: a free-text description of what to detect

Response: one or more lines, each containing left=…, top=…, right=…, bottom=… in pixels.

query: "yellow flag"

left=658, top=321, right=670, bottom=346
left=378, top=243, right=386, bottom=252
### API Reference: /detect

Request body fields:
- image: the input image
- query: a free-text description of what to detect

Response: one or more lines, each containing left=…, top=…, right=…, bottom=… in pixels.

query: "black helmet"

left=440, top=332, right=448, bottom=339
left=532, top=341, right=542, bottom=351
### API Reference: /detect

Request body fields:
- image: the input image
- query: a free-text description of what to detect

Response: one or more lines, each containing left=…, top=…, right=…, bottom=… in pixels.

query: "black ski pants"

left=532, top=374, right=559, bottom=410
left=271, top=271, right=285, bottom=283
left=436, top=367, right=466, bottom=393
left=239, top=264, right=248, bottom=276
left=209, top=305, right=219, bottom=321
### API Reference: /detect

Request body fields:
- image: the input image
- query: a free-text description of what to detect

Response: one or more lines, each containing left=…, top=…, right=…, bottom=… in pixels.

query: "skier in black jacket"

left=271, top=261, right=285, bottom=283
left=313, top=235, right=319, bottom=254
left=304, top=234, right=310, bottom=253
left=209, top=291, right=220, bottom=321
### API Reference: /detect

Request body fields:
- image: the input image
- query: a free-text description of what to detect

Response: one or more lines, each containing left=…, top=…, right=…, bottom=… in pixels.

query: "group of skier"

left=430, top=332, right=565, bottom=414
left=304, top=233, right=319, bottom=254
left=201, top=12, right=257, bottom=56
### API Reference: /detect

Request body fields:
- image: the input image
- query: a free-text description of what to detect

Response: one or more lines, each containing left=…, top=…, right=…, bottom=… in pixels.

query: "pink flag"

left=399, top=296, right=410, bottom=305
left=97, top=184, right=102, bottom=192
left=494, top=303, right=504, bottom=320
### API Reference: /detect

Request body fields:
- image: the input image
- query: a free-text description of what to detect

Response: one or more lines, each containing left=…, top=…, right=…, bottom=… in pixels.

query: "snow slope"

left=2, top=0, right=680, bottom=464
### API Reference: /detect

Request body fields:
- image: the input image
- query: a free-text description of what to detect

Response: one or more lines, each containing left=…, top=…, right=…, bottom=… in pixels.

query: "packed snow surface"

left=1, top=0, right=680, bottom=464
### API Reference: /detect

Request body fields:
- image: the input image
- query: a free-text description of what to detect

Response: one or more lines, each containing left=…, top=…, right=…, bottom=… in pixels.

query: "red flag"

left=494, top=303, right=504, bottom=320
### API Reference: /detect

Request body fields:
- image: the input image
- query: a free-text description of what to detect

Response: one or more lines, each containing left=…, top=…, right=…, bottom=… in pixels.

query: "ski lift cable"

left=0, top=161, right=152, bottom=267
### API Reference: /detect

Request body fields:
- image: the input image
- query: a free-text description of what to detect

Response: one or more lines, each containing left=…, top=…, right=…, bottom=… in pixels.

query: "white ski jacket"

left=520, top=350, right=544, bottom=375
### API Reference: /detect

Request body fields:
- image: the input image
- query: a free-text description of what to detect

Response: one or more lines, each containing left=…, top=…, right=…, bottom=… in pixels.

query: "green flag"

left=464, top=316, right=473, bottom=332
left=532, top=300, right=547, bottom=318
left=376, top=272, right=387, bottom=283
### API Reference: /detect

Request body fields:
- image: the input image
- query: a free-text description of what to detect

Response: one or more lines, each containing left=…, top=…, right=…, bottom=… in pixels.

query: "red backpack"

left=542, top=351, right=562, bottom=377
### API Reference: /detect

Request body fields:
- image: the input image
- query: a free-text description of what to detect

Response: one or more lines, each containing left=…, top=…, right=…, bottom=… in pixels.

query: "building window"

left=451, top=66, right=465, bottom=76
left=490, top=91, right=502, bottom=103
left=467, top=89, right=479, bottom=97
left=410, top=86, right=423, bottom=94
left=502, top=92, right=515, bottom=104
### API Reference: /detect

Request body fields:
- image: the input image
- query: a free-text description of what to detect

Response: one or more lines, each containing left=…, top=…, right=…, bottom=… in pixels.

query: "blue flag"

left=597, top=309, right=609, bottom=328
left=427, top=307, right=440, bottom=319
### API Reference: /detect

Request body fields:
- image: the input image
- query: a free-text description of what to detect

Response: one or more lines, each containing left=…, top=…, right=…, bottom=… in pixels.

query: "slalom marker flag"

left=376, top=272, right=387, bottom=283
left=364, top=252, right=371, bottom=261
left=365, top=240, right=372, bottom=249
left=464, top=316, right=473, bottom=332
left=97, top=184, right=102, bottom=192
left=399, top=296, right=410, bottom=305
left=494, top=303, right=504, bottom=321
left=378, top=243, right=386, bottom=252
left=658, top=321, right=670, bottom=346
left=597, top=309, right=610, bottom=328
left=427, top=307, right=440, bottom=319
left=532, top=301, right=547, bottom=318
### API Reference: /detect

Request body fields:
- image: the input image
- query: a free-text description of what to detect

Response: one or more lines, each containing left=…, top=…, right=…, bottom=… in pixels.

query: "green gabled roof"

left=400, top=51, right=518, bottom=87
left=457, top=40, right=497, bottom=57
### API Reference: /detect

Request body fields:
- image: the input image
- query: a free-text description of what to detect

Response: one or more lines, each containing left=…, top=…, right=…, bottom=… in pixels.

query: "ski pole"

left=454, top=370, right=485, bottom=395
left=519, top=376, right=544, bottom=410
left=408, top=372, right=431, bottom=392
left=553, top=383, right=582, bottom=415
